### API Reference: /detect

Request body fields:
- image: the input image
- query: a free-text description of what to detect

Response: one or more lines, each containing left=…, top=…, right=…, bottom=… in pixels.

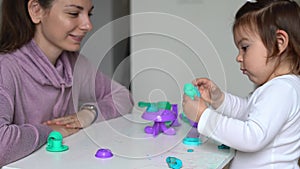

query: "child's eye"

left=241, top=45, right=249, bottom=52
left=88, top=12, right=93, bottom=17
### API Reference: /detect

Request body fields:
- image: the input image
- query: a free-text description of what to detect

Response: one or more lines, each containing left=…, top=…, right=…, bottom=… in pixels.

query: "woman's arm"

left=94, top=71, right=134, bottom=121
left=72, top=54, right=134, bottom=122
left=0, top=90, right=52, bottom=166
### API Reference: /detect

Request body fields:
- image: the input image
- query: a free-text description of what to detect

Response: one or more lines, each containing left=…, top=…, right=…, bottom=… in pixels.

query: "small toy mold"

left=46, top=131, right=69, bottom=152
left=95, top=148, right=113, bottom=159
left=182, top=137, right=202, bottom=146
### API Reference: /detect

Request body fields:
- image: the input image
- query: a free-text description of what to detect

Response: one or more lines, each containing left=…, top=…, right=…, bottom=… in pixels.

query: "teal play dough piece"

left=156, top=101, right=172, bottom=110
left=166, top=156, right=183, bottom=169
left=218, top=144, right=230, bottom=150
left=182, top=137, right=202, bottom=146
left=183, top=83, right=201, bottom=100
left=46, top=131, right=69, bottom=152
left=138, top=101, right=172, bottom=112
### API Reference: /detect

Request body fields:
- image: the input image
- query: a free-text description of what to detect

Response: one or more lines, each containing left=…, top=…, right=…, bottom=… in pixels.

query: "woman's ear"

left=276, top=29, right=289, bottom=54
left=28, top=0, right=43, bottom=24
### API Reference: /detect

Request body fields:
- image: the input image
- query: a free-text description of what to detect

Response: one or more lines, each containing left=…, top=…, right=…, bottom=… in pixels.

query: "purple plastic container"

left=95, top=148, right=113, bottom=158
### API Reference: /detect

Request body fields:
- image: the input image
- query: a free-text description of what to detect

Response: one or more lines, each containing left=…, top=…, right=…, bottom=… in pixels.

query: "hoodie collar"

left=18, top=40, right=74, bottom=88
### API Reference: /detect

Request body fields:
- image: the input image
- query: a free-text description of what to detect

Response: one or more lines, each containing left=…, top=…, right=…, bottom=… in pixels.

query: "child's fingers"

left=182, top=94, right=192, bottom=103
left=193, top=78, right=209, bottom=86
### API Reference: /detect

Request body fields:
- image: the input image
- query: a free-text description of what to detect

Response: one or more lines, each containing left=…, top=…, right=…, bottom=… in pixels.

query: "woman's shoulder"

left=0, top=53, right=20, bottom=92
left=0, top=52, right=20, bottom=69
left=0, top=50, right=26, bottom=84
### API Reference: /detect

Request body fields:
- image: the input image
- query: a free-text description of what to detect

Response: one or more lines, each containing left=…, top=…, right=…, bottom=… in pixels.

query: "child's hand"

left=182, top=94, right=207, bottom=123
left=192, top=78, right=224, bottom=109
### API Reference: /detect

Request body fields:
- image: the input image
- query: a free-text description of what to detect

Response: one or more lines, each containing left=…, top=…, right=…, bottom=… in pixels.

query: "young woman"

left=183, top=0, right=300, bottom=168
left=0, top=0, right=133, bottom=166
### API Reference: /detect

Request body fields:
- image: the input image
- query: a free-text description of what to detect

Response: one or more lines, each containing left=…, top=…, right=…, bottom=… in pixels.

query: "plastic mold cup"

left=46, top=131, right=69, bottom=152
left=138, top=101, right=180, bottom=137
left=95, top=148, right=113, bottom=158
left=182, top=137, right=202, bottom=146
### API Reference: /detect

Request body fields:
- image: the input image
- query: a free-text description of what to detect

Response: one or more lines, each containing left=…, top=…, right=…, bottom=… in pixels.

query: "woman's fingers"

left=44, top=115, right=83, bottom=129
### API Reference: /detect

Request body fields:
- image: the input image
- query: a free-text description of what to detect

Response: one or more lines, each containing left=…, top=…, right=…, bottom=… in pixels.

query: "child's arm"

left=198, top=80, right=297, bottom=152
left=192, top=78, right=249, bottom=118
left=215, top=92, right=249, bottom=120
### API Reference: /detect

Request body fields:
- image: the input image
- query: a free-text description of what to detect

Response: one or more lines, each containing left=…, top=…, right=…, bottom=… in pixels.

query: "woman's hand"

left=182, top=94, right=207, bottom=122
left=192, top=78, right=224, bottom=109
left=46, top=124, right=80, bottom=137
left=45, top=110, right=95, bottom=128
left=44, top=110, right=95, bottom=137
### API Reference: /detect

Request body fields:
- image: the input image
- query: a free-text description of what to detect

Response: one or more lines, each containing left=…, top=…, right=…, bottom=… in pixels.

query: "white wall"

left=130, top=0, right=254, bottom=106
left=82, top=0, right=115, bottom=77
left=81, top=0, right=130, bottom=86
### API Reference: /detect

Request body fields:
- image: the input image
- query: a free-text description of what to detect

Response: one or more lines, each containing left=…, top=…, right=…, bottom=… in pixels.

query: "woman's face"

left=34, top=0, right=94, bottom=57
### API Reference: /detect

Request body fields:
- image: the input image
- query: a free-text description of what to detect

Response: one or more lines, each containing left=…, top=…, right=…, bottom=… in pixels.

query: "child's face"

left=34, top=0, right=94, bottom=55
left=233, top=28, right=278, bottom=85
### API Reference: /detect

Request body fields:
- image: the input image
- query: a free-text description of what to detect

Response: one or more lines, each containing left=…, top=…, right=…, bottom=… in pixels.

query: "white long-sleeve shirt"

left=198, top=75, right=300, bottom=169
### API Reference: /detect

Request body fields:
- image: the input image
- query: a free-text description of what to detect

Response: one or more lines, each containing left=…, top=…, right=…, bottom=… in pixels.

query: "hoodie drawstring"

left=53, top=84, right=66, bottom=118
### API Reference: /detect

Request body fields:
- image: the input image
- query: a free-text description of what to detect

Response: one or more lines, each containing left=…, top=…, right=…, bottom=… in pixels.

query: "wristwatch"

left=80, top=104, right=98, bottom=124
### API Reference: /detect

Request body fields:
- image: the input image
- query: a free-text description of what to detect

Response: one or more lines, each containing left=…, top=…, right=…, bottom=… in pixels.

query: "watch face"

left=85, top=105, right=95, bottom=110
left=80, top=105, right=98, bottom=124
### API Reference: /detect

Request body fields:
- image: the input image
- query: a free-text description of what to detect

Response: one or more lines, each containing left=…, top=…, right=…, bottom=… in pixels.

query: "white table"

left=3, top=112, right=234, bottom=169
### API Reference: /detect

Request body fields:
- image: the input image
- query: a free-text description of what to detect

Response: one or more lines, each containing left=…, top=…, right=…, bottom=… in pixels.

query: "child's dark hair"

left=0, top=0, right=54, bottom=53
left=233, top=0, right=300, bottom=75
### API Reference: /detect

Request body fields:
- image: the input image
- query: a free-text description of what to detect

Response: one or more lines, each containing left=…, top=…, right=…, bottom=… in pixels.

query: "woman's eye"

left=68, top=13, right=79, bottom=17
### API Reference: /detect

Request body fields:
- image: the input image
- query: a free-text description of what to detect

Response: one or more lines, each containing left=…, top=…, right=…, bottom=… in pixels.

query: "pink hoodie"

left=0, top=40, right=133, bottom=166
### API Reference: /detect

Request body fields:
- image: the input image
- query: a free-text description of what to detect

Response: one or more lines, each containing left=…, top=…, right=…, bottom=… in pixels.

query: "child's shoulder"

left=269, top=74, right=300, bottom=87
left=248, top=75, right=300, bottom=109
left=256, top=75, right=300, bottom=95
